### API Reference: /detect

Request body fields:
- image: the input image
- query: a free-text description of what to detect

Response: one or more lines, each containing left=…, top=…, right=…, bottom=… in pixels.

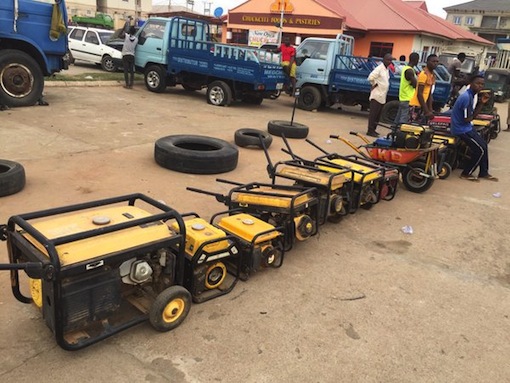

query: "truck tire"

left=267, top=120, right=309, bottom=139
left=145, top=65, right=167, bottom=93
left=0, top=50, right=44, bottom=107
left=0, top=159, right=26, bottom=197
left=101, top=55, right=116, bottom=72
left=380, top=100, right=400, bottom=124
left=207, top=81, right=232, bottom=106
left=297, top=86, right=321, bottom=111
left=155, top=135, right=239, bottom=174
left=234, top=128, right=272, bottom=149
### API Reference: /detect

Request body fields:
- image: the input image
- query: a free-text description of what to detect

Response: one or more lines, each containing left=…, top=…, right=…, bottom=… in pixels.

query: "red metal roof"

left=314, top=0, right=492, bottom=45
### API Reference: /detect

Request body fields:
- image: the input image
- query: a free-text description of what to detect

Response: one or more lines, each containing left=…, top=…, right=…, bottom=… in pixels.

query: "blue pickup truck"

left=0, top=0, right=69, bottom=107
left=295, top=34, right=451, bottom=121
left=134, top=17, right=287, bottom=106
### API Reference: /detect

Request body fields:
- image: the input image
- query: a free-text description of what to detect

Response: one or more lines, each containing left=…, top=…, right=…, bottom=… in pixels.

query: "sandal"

left=479, top=174, right=499, bottom=182
left=459, top=174, right=479, bottom=182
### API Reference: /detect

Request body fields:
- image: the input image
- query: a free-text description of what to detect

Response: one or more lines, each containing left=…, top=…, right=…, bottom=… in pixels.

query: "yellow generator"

left=211, top=211, right=285, bottom=280
left=391, top=124, right=434, bottom=149
left=170, top=214, right=240, bottom=303
left=0, top=194, right=192, bottom=350
left=187, top=180, right=320, bottom=251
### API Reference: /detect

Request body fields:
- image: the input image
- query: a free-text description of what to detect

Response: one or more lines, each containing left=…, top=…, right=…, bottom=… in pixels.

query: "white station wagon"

left=67, top=26, right=122, bottom=72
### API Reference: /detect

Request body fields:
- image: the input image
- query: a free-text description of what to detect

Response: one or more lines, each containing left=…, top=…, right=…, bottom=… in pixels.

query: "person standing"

left=451, top=75, right=498, bottom=182
left=505, top=102, right=510, bottom=131
left=366, top=53, right=393, bottom=137
left=394, top=52, right=419, bottom=125
left=274, top=37, right=297, bottom=96
left=122, top=26, right=138, bottom=89
left=408, top=54, right=439, bottom=124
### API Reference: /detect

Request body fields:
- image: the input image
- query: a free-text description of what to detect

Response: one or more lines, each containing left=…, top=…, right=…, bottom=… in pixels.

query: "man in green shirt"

left=394, top=52, right=419, bottom=125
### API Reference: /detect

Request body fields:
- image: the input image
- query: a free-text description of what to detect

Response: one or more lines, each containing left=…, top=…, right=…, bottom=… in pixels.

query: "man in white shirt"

left=366, top=53, right=393, bottom=137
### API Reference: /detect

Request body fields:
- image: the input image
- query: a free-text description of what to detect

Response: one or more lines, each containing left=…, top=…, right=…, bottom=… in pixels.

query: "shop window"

left=369, top=42, right=393, bottom=58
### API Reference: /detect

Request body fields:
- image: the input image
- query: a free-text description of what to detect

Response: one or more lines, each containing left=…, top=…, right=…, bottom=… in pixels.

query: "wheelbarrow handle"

left=329, top=134, right=339, bottom=139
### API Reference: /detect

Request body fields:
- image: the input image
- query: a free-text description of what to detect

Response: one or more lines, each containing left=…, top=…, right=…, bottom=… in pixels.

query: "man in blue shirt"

left=451, top=75, right=498, bottom=182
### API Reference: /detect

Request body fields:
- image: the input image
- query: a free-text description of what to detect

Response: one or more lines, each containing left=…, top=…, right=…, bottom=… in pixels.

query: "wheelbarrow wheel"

left=402, top=161, right=434, bottom=193
left=438, top=162, right=452, bottom=180
left=150, top=286, right=192, bottom=332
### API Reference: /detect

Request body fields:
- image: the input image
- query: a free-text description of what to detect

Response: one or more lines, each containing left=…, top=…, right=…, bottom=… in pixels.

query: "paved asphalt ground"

left=0, top=63, right=509, bottom=383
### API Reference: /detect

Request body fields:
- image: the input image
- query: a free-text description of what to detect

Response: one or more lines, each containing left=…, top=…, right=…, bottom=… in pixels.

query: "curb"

left=45, top=80, right=144, bottom=88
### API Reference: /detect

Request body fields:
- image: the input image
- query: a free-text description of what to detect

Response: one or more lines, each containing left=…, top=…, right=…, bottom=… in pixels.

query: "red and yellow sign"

left=270, top=0, right=294, bottom=13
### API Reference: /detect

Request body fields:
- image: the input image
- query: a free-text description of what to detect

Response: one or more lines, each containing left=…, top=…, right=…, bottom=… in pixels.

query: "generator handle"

left=216, top=178, right=243, bottom=186
left=281, top=148, right=306, bottom=163
left=186, top=187, right=227, bottom=203
left=0, top=224, right=6, bottom=241
left=0, top=262, right=48, bottom=279
left=305, top=138, right=329, bottom=155
left=280, top=134, right=298, bottom=161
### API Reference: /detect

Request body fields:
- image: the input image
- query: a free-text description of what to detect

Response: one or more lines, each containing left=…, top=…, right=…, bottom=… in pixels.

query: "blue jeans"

left=394, top=101, right=410, bottom=125
left=458, top=129, right=489, bottom=177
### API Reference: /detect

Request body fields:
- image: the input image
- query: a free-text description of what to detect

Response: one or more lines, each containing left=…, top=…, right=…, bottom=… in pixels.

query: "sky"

left=153, top=0, right=469, bottom=19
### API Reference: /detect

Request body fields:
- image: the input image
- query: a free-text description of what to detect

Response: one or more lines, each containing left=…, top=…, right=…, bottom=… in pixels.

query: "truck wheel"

left=149, top=286, right=191, bottom=332
left=402, top=161, right=434, bottom=193
left=0, top=50, right=44, bottom=107
left=234, top=128, right=273, bottom=149
left=380, top=100, right=400, bottom=124
left=207, top=81, right=232, bottom=106
left=155, top=135, right=239, bottom=174
left=268, top=120, right=309, bottom=139
left=101, top=55, right=116, bottom=72
left=0, top=159, right=26, bottom=197
left=297, top=86, right=321, bottom=111
left=145, top=65, right=167, bottom=93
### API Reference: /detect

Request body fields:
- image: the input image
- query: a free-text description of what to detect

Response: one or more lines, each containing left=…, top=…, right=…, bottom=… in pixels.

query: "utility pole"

left=277, top=1, right=285, bottom=46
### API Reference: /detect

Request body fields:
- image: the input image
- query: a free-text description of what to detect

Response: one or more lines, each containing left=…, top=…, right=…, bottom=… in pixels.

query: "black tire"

left=297, top=86, right=321, bottom=111
left=380, top=100, right=400, bottom=124
left=207, top=80, right=232, bottom=106
left=438, top=162, right=452, bottom=180
left=401, top=161, right=434, bottom=193
left=155, top=135, right=239, bottom=174
left=101, top=55, right=116, bottom=72
left=149, top=286, right=191, bottom=332
left=269, top=90, right=281, bottom=100
left=0, top=50, right=44, bottom=107
left=0, top=159, right=26, bottom=197
left=144, top=65, right=167, bottom=93
left=234, top=128, right=273, bottom=149
left=268, top=120, right=309, bottom=139
left=65, top=49, right=75, bottom=65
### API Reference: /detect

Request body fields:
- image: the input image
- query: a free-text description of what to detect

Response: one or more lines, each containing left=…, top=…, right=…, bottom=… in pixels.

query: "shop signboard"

left=248, top=29, right=279, bottom=47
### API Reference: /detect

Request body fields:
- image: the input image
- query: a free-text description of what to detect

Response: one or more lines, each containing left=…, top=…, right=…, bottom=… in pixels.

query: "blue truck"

left=134, top=17, right=287, bottom=106
left=0, top=0, right=69, bottom=107
left=295, top=34, right=451, bottom=121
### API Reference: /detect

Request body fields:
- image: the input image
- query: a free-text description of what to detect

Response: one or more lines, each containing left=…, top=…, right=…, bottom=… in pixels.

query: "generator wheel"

left=268, top=120, right=309, bottom=139
left=234, top=128, right=272, bottom=149
left=155, top=135, right=239, bottom=174
left=402, top=161, right=434, bottom=193
left=150, top=286, right=191, bottom=332
left=0, top=159, right=26, bottom=197
left=438, top=162, right=452, bottom=180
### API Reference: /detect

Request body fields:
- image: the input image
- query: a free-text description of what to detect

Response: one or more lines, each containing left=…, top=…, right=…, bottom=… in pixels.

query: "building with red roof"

left=226, top=0, right=492, bottom=63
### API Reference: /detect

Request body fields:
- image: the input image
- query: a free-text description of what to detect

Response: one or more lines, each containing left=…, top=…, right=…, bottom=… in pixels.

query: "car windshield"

left=98, top=31, right=114, bottom=44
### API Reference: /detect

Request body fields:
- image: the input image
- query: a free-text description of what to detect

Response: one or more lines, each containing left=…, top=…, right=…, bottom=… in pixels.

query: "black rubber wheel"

left=269, top=90, right=281, bottom=100
left=401, top=161, right=434, bottom=193
left=297, top=86, right=321, bottom=111
left=0, top=50, right=44, bottom=107
left=207, top=80, right=232, bottom=106
left=438, top=162, right=452, bottom=180
left=149, top=286, right=191, bottom=332
left=380, top=100, right=400, bottom=124
left=144, top=65, right=167, bottom=93
left=267, top=120, right=309, bottom=139
left=234, top=128, right=272, bottom=149
left=101, top=55, right=116, bottom=72
left=0, top=159, right=26, bottom=197
left=155, top=135, right=239, bottom=174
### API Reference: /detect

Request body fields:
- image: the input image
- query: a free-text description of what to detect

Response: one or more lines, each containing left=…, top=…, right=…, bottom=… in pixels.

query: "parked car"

left=67, top=26, right=122, bottom=72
